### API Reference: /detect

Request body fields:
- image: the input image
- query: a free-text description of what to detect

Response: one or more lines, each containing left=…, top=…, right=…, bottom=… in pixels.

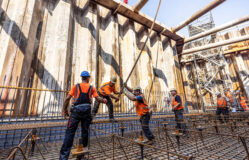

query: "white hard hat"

left=215, top=92, right=221, bottom=96
left=235, top=90, right=240, bottom=94
left=134, top=86, right=142, bottom=91
left=170, top=88, right=177, bottom=92
left=110, top=76, right=117, bottom=83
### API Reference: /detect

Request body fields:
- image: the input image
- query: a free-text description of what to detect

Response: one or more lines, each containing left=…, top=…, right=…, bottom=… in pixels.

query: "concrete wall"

left=0, top=0, right=181, bottom=116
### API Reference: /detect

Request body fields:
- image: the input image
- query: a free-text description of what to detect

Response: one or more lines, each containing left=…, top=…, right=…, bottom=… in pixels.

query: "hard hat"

left=80, top=71, right=90, bottom=77
left=215, top=92, right=221, bottom=96
left=134, top=86, right=142, bottom=91
left=236, top=90, right=240, bottom=94
left=110, top=76, right=117, bottom=83
left=170, top=88, right=177, bottom=92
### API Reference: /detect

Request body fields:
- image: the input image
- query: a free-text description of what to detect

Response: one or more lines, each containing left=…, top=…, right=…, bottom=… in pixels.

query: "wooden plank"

left=90, top=0, right=183, bottom=41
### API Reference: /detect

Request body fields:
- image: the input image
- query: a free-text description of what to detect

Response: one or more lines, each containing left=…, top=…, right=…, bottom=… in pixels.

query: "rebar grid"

left=0, top=112, right=248, bottom=160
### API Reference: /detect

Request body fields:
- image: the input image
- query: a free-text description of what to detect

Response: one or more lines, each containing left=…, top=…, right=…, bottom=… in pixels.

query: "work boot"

left=146, top=140, right=154, bottom=145
left=151, top=135, right=155, bottom=140
left=109, top=118, right=118, bottom=123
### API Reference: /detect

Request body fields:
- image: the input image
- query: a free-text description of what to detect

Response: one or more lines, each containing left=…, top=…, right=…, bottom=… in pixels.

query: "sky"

left=126, top=0, right=249, bottom=37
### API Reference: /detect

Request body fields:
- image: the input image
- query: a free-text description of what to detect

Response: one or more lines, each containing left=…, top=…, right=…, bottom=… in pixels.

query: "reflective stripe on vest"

left=100, top=83, right=109, bottom=95
left=135, top=94, right=149, bottom=116
left=239, top=96, right=248, bottom=110
left=171, top=95, right=184, bottom=110
left=217, top=97, right=227, bottom=108
left=99, top=82, right=114, bottom=95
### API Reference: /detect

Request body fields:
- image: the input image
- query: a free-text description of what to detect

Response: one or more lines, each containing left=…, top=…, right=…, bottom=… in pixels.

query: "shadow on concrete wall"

left=0, top=6, right=63, bottom=103
left=72, top=2, right=122, bottom=83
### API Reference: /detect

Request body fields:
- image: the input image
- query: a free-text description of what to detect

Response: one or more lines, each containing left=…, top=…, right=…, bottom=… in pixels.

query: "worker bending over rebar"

left=216, top=92, right=230, bottom=123
left=123, top=84, right=155, bottom=144
left=60, top=71, right=107, bottom=160
left=170, top=88, right=187, bottom=134
left=92, top=76, right=121, bottom=122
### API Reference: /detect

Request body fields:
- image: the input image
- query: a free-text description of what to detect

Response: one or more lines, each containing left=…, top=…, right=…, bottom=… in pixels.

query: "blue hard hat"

left=80, top=71, right=90, bottom=77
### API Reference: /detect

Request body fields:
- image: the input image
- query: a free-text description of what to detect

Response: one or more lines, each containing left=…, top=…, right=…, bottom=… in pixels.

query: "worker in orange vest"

left=235, top=90, right=248, bottom=111
left=225, top=88, right=234, bottom=106
left=92, top=76, right=121, bottom=122
left=170, top=88, right=186, bottom=134
left=123, top=84, right=155, bottom=144
left=60, top=71, right=107, bottom=160
left=216, top=92, right=230, bottom=123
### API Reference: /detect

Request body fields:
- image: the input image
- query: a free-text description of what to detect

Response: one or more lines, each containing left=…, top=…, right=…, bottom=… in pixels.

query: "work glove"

left=103, top=98, right=107, bottom=104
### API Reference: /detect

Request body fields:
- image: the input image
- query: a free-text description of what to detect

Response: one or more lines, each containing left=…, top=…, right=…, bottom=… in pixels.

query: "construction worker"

left=225, top=88, right=234, bottom=106
left=170, top=88, right=186, bottom=133
left=123, top=84, right=155, bottom=143
left=92, top=76, right=121, bottom=122
left=60, top=71, right=107, bottom=160
left=216, top=92, right=230, bottom=123
left=235, top=90, right=248, bottom=111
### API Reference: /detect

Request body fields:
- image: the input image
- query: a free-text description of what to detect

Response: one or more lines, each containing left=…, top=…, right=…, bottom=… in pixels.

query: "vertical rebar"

left=112, top=134, right=115, bottom=160
left=163, top=123, right=170, bottom=159
left=239, top=136, right=249, bottom=160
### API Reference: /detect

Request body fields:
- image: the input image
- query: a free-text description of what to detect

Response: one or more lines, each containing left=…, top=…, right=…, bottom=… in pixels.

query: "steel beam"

left=181, top=34, right=249, bottom=55
left=133, top=0, right=148, bottom=12
left=172, top=0, right=226, bottom=33
left=185, top=15, right=249, bottom=43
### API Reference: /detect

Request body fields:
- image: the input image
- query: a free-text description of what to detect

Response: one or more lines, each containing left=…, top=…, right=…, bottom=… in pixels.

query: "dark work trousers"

left=174, top=109, right=186, bottom=133
left=140, top=112, right=154, bottom=140
left=59, top=109, right=91, bottom=160
left=216, top=107, right=229, bottom=123
left=92, top=92, right=114, bottom=119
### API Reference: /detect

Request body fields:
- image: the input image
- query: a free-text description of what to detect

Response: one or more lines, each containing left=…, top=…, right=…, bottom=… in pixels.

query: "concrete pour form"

left=0, top=0, right=183, bottom=116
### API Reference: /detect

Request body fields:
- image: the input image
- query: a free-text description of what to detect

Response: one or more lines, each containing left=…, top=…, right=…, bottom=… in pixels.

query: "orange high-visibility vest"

left=98, top=82, right=116, bottom=96
left=171, top=95, right=184, bottom=110
left=217, top=97, right=227, bottom=108
left=238, top=96, right=248, bottom=111
left=135, top=94, right=149, bottom=116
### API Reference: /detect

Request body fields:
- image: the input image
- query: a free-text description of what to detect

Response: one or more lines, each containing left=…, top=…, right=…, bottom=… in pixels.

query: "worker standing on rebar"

left=60, top=71, right=107, bottom=160
left=92, top=76, right=121, bottom=122
left=216, top=92, right=230, bottom=123
left=170, top=88, right=186, bottom=134
left=235, top=90, right=248, bottom=111
left=123, top=84, right=155, bottom=144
